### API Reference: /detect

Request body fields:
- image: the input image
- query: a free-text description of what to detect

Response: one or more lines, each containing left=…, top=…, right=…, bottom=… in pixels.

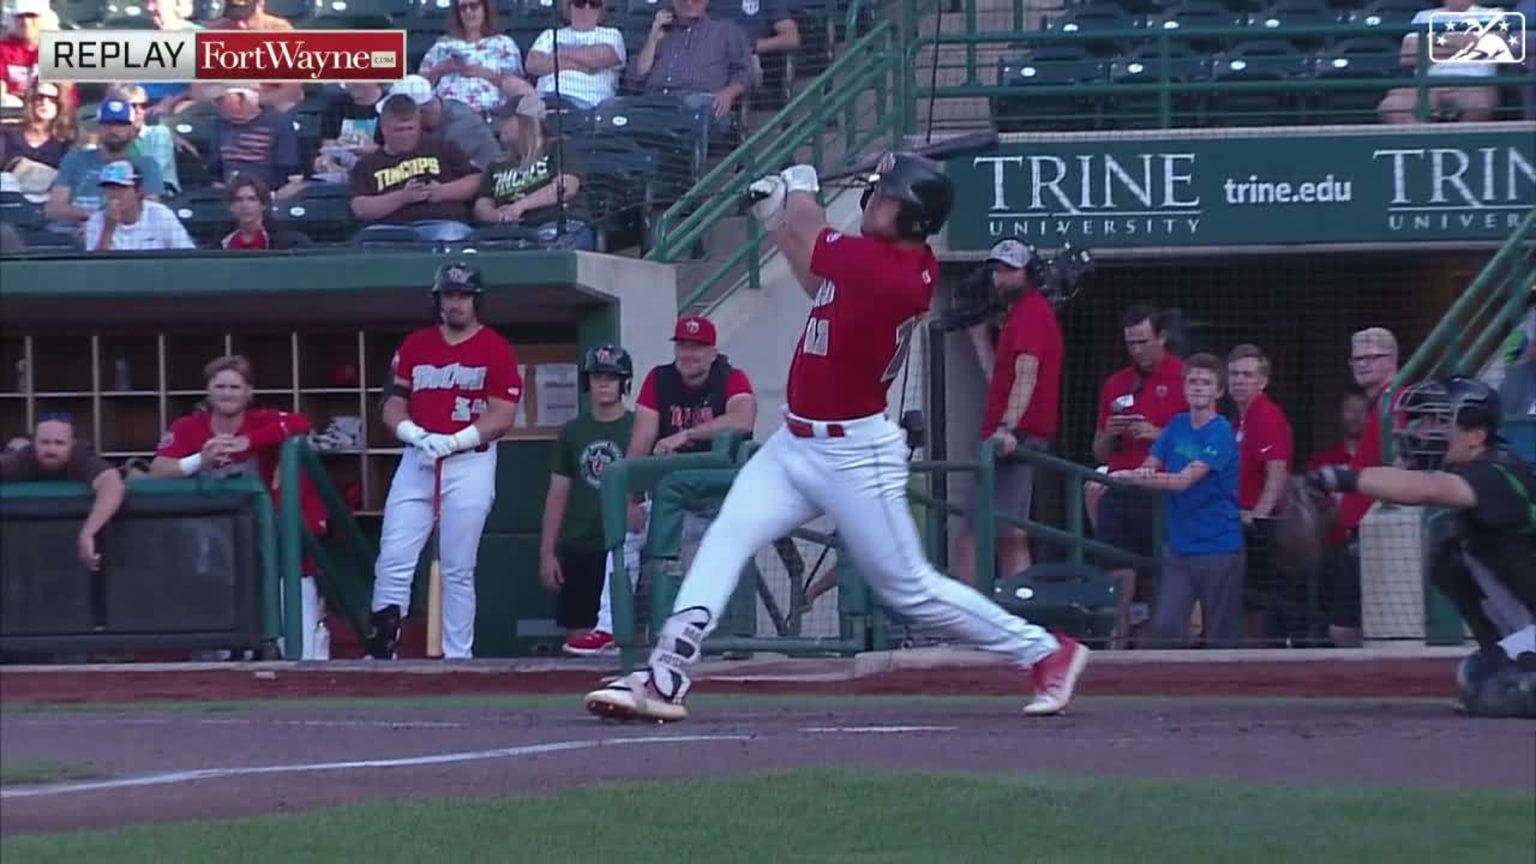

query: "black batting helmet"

left=431, top=261, right=484, bottom=319
left=580, top=343, right=634, bottom=394
left=860, top=151, right=954, bottom=239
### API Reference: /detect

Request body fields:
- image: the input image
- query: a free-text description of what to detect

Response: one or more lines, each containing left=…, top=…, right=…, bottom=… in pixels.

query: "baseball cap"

left=13, top=0, right=48, bottom=16
left=99, top=160, right=141, bottom=187
left=222, top=0, right=258, bottom=19
left=1351, top=326, right=1398, bottom=359
left=496, top=93, right=548, bottom=121
left=97, top=99, right=135, bottom=125
left=987, top=238, right=1032, bottom=269
left=672, top=316, right=717, bottom=346
left=376, top=75, right=435, bottom=114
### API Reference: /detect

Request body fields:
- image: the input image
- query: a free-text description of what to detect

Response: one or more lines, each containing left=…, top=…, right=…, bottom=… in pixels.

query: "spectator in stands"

left=0, top=0, right=45, bottom=106
left=420, top=0, right=534, bottom=116
left=473, top=94, right=592, bottom=249
left=314, top=83, right=384, bottom=179
left=349, top=93, right=481, bottom=243
left=111, top=83, right=184, bottom=197
left=1310, top=385, right=1371, bottom=476
left=526, top=0, right=627, bottom=110
left=0, top=413, right=126, bottom=573
left=137, top=0, right=203, bottom=118
left=1, top=82, right=75, bottom=171
left=4, top=434, right=28, bottom=454
left=1495, top=305, right=1536, bottom=414
left=220, top=174, right=295, bottom=250
left=196, top=0, right=302, bottom=113
left=377, top=75, right=501, bottom=171
left=714, top=0, right=800, bottom=90
left=1378, top=0, right=1501, bottom=124
left=952, top=239, right=1062, bottom=588
left=84, top=160, right=196, bottom=251
left=208, top=86, right=302, bottom=196
left=635, top=0, right=752, bottom=129
left=45, top=100, right=165, bottom=230
left=1113, top=353, right=1244, bottom=649
left=1328, top=325, right=1402, bottom=648
left=1091, top=306, right=1188, bottom=649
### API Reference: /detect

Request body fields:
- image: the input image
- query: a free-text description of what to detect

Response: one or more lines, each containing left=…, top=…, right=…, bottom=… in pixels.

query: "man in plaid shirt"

left=83, top=161, right=196, bottom=252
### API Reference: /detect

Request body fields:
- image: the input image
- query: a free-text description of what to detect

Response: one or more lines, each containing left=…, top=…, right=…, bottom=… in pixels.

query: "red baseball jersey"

left=156, top=407, right=327, bottom=532
left=1095, top=354, right=1188, bottom=472
left=1335, top=394, right=1390, bottom=536
left=391, top=326, right=522, bottom=434
left=786, top=228, right=939, bottom=421
left=1309, top=439, right=1359, bottom=548
left=1234, top=392, right=1293, bottom=512
left=981, top=289, right=1062, bottom=440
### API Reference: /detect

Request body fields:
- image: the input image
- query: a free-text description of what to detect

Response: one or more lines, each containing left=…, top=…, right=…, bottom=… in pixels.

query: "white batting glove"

left=419, top=433, right=457, bottom=460
left=779, top=164, right=820, bottom=195
left=747, top=174, right=787, bottom=231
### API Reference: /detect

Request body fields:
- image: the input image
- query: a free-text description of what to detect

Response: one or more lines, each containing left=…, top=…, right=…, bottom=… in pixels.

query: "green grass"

left=0, top=761, right=104, bottom=787
left=3, top=769, right=1530, bottom=863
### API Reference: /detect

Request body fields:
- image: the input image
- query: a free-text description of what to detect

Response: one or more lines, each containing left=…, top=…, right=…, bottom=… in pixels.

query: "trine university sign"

left=944, top=126, right=1536, bottom=251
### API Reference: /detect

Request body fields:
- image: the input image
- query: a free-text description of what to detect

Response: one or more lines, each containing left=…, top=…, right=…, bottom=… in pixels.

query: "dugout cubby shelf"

left=3, top=329, right=574, bottom=514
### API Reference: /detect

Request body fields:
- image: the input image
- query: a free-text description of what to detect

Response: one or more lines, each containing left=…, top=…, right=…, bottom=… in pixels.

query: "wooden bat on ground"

left=426, top=457, right=445, bottom=659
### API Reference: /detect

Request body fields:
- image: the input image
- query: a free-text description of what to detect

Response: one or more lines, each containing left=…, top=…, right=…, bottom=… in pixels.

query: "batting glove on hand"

left=747, top=174, right=787, bottom=231
left=419, top=433, right=458, bottom=461
left=779, top=164, right=820, bottom=195
left=1305, top=465, right=1358, bottom=494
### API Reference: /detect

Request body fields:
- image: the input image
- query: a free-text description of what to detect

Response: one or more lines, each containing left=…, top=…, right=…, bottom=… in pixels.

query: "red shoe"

left=1024, top=634, right=1090, bottom=716
left=563, top=630, right=616, bottom=657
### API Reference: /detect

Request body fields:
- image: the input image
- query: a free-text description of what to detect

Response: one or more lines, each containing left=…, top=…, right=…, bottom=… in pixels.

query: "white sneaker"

left=584, top=671, right=688, bottom=723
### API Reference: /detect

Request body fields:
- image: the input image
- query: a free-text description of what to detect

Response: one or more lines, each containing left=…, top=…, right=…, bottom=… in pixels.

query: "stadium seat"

left=276, top=183, right=356, bottom=244
left=589, top=95, right=709, bottom=201
left=96, top=13, right=159, bottom=28
left=1153, top=0, right=1246, bottom=51
left=55, top=0, right=108, bottom=26
left=259, top=0, right=316, bottom=18
left=1346, top=0, right=1428, bottom=28
left=168, top=103, right=218, bottom=157
left=312, top=0, right=415, bottom=17
left=1205, top=39, right=1312, bottom=125
left=516, top=0, right=562, bottom=29
left=1045, top=2, right=1145, bottom=56
left=992, top=46, right=1108, bottom=132
left=15, top=228, right=83, bottom=251
left=1105, top=42, right=1207, bottom=127
left=167, top=187, right=231, bottom=246
left=1246, top=0, right=1339, bottom=49
left=0, top=191, right=46, bottom=231
left=562, top=129, right=660, bottom=252
left=1310, top=36, right=1405, bottom=122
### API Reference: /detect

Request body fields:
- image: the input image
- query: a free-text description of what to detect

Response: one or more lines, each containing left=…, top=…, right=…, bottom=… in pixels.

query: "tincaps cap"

left=987, top=239, right=1032, bottom=269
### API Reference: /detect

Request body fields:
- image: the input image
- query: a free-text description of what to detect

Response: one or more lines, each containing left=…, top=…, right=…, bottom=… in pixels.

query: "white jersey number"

left=881, top=315, right=922, bottom=384
left=801, top=317, right=830, bottom=357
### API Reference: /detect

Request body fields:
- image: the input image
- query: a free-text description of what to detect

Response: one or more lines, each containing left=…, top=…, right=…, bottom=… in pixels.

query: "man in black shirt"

left=1308, top=376, right=1535, bottom=717
left=0, top=414, right=125, bottom=572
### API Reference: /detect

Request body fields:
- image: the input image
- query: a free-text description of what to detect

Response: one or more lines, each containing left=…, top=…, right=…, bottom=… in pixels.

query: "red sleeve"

left=389, top=339, right=415, bottom=393
left=1256, top=408, right=1293, bottom=465
left=245, top=409, right=314, bottom=450
left=1007, top=309, right=1048, bottom=360
left=1338, top=411, right=1383, bottom=530
left=484, top=340, right=523, bottom=404
left=724, top=369, right=754, bottom=399
left=636, top=369, right=659, bottom=411
left=808, top=228, right=877, bottom=287
left=156, top=415, right=207, bottom=459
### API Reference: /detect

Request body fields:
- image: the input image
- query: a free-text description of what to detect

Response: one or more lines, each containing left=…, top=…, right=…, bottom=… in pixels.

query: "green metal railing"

left=912, top=23, right=1536, bottom=130
left=275, top=436, right=380, bottom=658
left=1383, top=208, right=1536, bottom=460
left=648, top=0, right=926, bottom=312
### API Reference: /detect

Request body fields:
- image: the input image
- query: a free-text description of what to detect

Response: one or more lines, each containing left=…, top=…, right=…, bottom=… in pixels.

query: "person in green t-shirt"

left=540, top=344, right=636, bottom=645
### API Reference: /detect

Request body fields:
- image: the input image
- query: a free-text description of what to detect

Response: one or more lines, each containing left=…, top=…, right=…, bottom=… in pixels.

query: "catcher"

left=1302, top=375, right=1535, bottom=718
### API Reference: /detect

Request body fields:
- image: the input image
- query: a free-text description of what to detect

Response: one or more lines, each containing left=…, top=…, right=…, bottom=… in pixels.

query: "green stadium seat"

left=1310, top=36, right=1404, bottom=123
left=0, top=191, right=46, bottom=230
left=1154, top=0, right=1247, bottom=51
left=275, top=184, right=356, bottom=244
left=1206, top=40, right=1312, bottom=125
left=312, top=0, right=415, bottom=17
left=96, top=13, right=158, bottom=28
left=263, top=0, right=317, bottom=18
left=516, top=0, right=562, bottom=28
left=55, top=0, right=108, bottom=26
left=561, top=130, right=659, bottom=252
left=993, top=46, right=1108, bottom=132
left=1046, top=2, right=1146, bottom=56
left=589, top=95, right=707, bottom=200
left=167, top=103, right=218, bottom=154
left=1105, top=43, right=1207, bottom=127
left=1247, top=0, right=1339, bottom=49
left=1346, top=0, right=1429, bottom=28
left=167, top=188, right=231, bottom=246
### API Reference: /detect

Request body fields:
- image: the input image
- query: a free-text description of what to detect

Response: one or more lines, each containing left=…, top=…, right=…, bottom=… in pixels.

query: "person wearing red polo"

left=1227, top=343, right=1295, bottom=642
left=1092, top=306, right=1187, bottom=648
left=953, top=239, right=1063, bottom=587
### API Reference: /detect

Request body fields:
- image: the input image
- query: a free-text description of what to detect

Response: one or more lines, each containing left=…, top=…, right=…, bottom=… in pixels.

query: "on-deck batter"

left=585, top=153, right=1090, bottom=722
left=366, top=261, right=522, bottom=660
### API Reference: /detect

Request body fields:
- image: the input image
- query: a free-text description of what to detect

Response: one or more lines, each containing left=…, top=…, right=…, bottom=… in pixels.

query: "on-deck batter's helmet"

left=1393, top=375, right=1505, bottom=470
left=431, top=261, right=484, bottom=319
left=580, top=343, right=634, bottom=394
left=859, top=151, right=954, bottom=240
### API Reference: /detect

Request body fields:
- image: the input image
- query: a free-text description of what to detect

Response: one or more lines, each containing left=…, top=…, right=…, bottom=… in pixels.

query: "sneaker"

left=1023, top=634, right=1090, bottom=717
left=363, top=605, right=402, bottom=660
left=584, top=670, right=688, bottom=723
left=564, top=630, right=616, bottom=656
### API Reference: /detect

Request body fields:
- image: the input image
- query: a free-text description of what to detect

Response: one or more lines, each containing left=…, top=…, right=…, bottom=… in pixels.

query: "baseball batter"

left=366, top=261, right=522, bottom=660
left=585, top=153, right=1090, bottom=722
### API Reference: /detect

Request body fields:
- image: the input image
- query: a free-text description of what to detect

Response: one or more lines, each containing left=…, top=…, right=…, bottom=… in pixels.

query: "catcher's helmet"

left=859, top=151, right=954, bottom=239
left=580, top=343, right=634, bottom=394
left=1394, top=375, right=1504, bottom=470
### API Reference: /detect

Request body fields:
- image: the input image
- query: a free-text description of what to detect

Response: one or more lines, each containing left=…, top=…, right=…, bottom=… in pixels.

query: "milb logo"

left=1426, top=10, right=1526, bottom=64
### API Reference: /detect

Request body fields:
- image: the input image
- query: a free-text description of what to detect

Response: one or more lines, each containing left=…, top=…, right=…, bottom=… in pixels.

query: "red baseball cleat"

left=563, top=630, right=616, bottom=657
left=1024, top=634, right=1090, bottom=716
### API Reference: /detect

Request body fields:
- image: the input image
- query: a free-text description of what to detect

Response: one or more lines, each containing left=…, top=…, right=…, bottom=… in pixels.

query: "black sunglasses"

left=572, top=0, right=604, bottom=9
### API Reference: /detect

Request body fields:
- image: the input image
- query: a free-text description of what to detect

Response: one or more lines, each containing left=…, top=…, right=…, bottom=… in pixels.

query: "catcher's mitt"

left=1271, top=477, right=1331, bottom=582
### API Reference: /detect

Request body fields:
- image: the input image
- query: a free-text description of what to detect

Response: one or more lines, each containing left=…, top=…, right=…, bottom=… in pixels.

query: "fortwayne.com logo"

left=1427, top=10, right=1526, bottom=63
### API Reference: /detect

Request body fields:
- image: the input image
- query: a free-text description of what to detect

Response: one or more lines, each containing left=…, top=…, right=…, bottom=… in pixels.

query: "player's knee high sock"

left=881, top=568, right=1060, bottom=666
left=647, top=606, right=712, bottom=701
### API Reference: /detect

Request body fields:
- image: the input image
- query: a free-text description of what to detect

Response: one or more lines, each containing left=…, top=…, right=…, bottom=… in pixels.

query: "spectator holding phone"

left=419, top=0, right=534, bottom=116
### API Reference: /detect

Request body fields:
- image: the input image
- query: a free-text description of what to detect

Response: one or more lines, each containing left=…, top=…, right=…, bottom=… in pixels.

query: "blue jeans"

left=356, top=220, right=474, bottom=244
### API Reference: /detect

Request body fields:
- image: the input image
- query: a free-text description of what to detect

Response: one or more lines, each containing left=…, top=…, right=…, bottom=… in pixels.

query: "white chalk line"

left=799, top=726, right=958, bottom=734
left=5, top=717, right=466, bottom=730
left=0, top=734, right=752, bottom=800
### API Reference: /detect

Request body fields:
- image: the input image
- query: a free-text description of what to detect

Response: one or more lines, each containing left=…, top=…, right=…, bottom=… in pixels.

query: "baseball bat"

left=426, top=457, right=445, bottom=659
left=743, top=131, right=1001, bottom=203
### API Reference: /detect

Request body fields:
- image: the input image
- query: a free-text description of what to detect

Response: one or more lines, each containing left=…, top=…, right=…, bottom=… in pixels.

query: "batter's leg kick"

left=367, top=447, right=497, bottom=660
left=585, top=417, right=1089, bottom=722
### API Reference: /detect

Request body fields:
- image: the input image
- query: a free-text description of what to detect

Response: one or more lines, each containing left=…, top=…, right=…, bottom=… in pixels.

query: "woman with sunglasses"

left=419, top=0, right=535, bottom=117
left=1, top=81, right=76, bottom=170
left=524, top=0, right=627, bottom=111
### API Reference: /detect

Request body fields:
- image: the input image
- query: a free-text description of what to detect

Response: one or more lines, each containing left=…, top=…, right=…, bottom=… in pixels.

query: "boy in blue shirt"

left=1112, top=352, right=1245, bottom=647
